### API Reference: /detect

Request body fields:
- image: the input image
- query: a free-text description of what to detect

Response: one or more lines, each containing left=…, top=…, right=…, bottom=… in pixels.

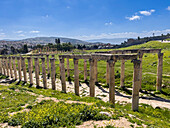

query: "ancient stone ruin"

left=0, top=49, right=163, bottom=111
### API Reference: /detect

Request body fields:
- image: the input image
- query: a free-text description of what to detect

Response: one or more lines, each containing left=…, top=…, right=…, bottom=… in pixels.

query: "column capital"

left=12, top=56, right=16, bottom=59
left=73, top=58, right=79, bottom=64
left=41, top=57, right=45, bottom=62
left=158, top=53, right=163, bottom=58
left=27, top=57, right=31, bottom=60
left=50, top=58, right=55, bottom=61
left=17, top=57, right=20, bottom=60
left=34, top=57, right=38, bottom=60
left=59, top=57, right=64, bottom=63
left=138, top=52, right=144, bottom=58
left=131, top=59, right=141, bottom=65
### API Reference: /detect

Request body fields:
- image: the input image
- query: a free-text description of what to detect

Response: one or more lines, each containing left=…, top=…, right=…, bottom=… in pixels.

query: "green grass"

left=0, top=84, right=37, bottom=123
left=0, top=82, right=169, bottom=127
left=8, top=100, right=111, bottom=127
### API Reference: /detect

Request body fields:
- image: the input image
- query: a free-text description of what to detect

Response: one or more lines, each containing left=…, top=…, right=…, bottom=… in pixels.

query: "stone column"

left=17, top=57, right=22, bottom=81
left=8, top=57, right=13, bottom=78
left=50, top=58, right=56, bottom=90
left=132, top=59, right=141, bottom=111
left=84, top=59, right=87, bottom=81
left=1, top=58, right=5, bottom=75
left=32, top=57, right=34, bottom=73
left=34, top=57, right=40, bottom=88
left=41, top=57, right=47, bottom=89
left=106, top=61, right=109, bottom=85
left=89, top=58, right=95, bottom=97
left=94, top=59, right=98, bottom=83
left=156, top=53, right=163, bottom=91
left=109, top=60, right=116, bottom=105
left=46, top=55, right=50, bottom=78
left=138, top=53, right=143, bottom=90
left=5, top=57, right=9, bottom=77
left=0, top=58, right=2, bottom=74
left=74, top=58, right=79, bottom=96
left=120, top=59, right=125, bottom=88
left=21, top=57, right=27, bottom=82
left=60, top=57, right=66, bottom=92
left=27, top=57, right=33, bottom=85
left=67, top=58, right=70, bottom=78
left=12, top=57, right=17, bottom=80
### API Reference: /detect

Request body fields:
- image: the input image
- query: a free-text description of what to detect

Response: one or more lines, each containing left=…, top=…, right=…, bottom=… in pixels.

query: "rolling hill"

left=19, top=37, right=89, bottom=45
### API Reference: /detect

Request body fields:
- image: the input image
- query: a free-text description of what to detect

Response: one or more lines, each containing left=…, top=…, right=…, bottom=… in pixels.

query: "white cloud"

left=105, top=22, right=112, bottom=26
left=139, top=9, right=155, bottom=16
left=42, top=15, right=49, bottom=19
left=0, top=32, right=6, bottom=38
left=30, top=30, right=40, bottom=33
left=15, top=30, right=23, bottom=33
left=126, top=15, right=141, bottom=21
left=18, top=34, right=25, bottom=37
left=74, top=29, right=170, bottom=40
left=167, top=6, right=170, bottom=11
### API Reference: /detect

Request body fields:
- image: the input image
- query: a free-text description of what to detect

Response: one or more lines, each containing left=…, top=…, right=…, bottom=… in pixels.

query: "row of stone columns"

left=105, top=52, right=163, bottom=91
left=0, top=56, right=57, bottom=90
left=59, top=57, right=141, bottom=111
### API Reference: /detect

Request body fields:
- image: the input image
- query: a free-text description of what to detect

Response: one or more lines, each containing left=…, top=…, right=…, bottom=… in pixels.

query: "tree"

left=58, top=38, right=60, bottom=44
left=55, top=38, right=61, bottom=44
left=23, top=44, right=28, bottom=53
left=137, top=36, right=140, bottom=40
left=0, top=48, right=8, bottom=55
left=11, top=46, right=16, bottom=54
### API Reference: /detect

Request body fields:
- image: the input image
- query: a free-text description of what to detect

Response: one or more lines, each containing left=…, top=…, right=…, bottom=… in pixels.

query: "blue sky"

left=0, top=0, right=170, bottom=40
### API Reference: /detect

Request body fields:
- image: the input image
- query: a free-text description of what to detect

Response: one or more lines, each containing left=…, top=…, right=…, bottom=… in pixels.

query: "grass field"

left=0, top=81, right=169, bottom=127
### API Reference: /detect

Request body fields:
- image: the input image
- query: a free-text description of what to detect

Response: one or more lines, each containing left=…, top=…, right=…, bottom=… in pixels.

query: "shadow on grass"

left=140, top=90, right=170, bottom=103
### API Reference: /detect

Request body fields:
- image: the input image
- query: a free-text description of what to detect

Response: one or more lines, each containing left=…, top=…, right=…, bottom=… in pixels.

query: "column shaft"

left=2, top=58, right=6, bottom=75
left=17, top=57, right=22, bottom=81
left=156, top=53, right=163, bottom=91
left=74, top=58, right=79, bottom=96
left=12, top=57, right=17, bottom=80
left=120, top=59, right=125, bottom=88
left=27, top=57, right=33, bottom=85
left=41, top=57, right=47, bottom=89
left=106, top=62, right=109, bottom=85
left=94, top=59, right=98, bottom=83
left=0, top=58, right=2, bottom=74
left=139, top=53, right=143, bottom=90
left=89, top=59, right=95, bottom=97
left=109, top=60, right=115, bottom=105
left=9, top=57, right=13, bottom=78
left=21, top=57, right=27, bottom=82
left=132, top=59, right=141, bottom=111
left=5, top=57, right=9, bottom=77
left=34, top=58, right=40, bottom=88
left=60, top=58, right=66, bottom=92
left=84, top=59, right=87, bottom=81
left=50, top=58, right=56, bottom=90
left=46, top=55, right=50, bottom=77
left=67, top=58, right=70, bottom=78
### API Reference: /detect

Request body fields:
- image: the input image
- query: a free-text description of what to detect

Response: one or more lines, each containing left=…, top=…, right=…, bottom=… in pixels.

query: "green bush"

left=9, top=101, right=111, bottom=127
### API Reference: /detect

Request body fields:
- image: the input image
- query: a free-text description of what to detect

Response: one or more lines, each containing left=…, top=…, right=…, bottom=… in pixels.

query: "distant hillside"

left=19, top=37, right=89, bottom=45
left=87, top=38, right=127, bottom=44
